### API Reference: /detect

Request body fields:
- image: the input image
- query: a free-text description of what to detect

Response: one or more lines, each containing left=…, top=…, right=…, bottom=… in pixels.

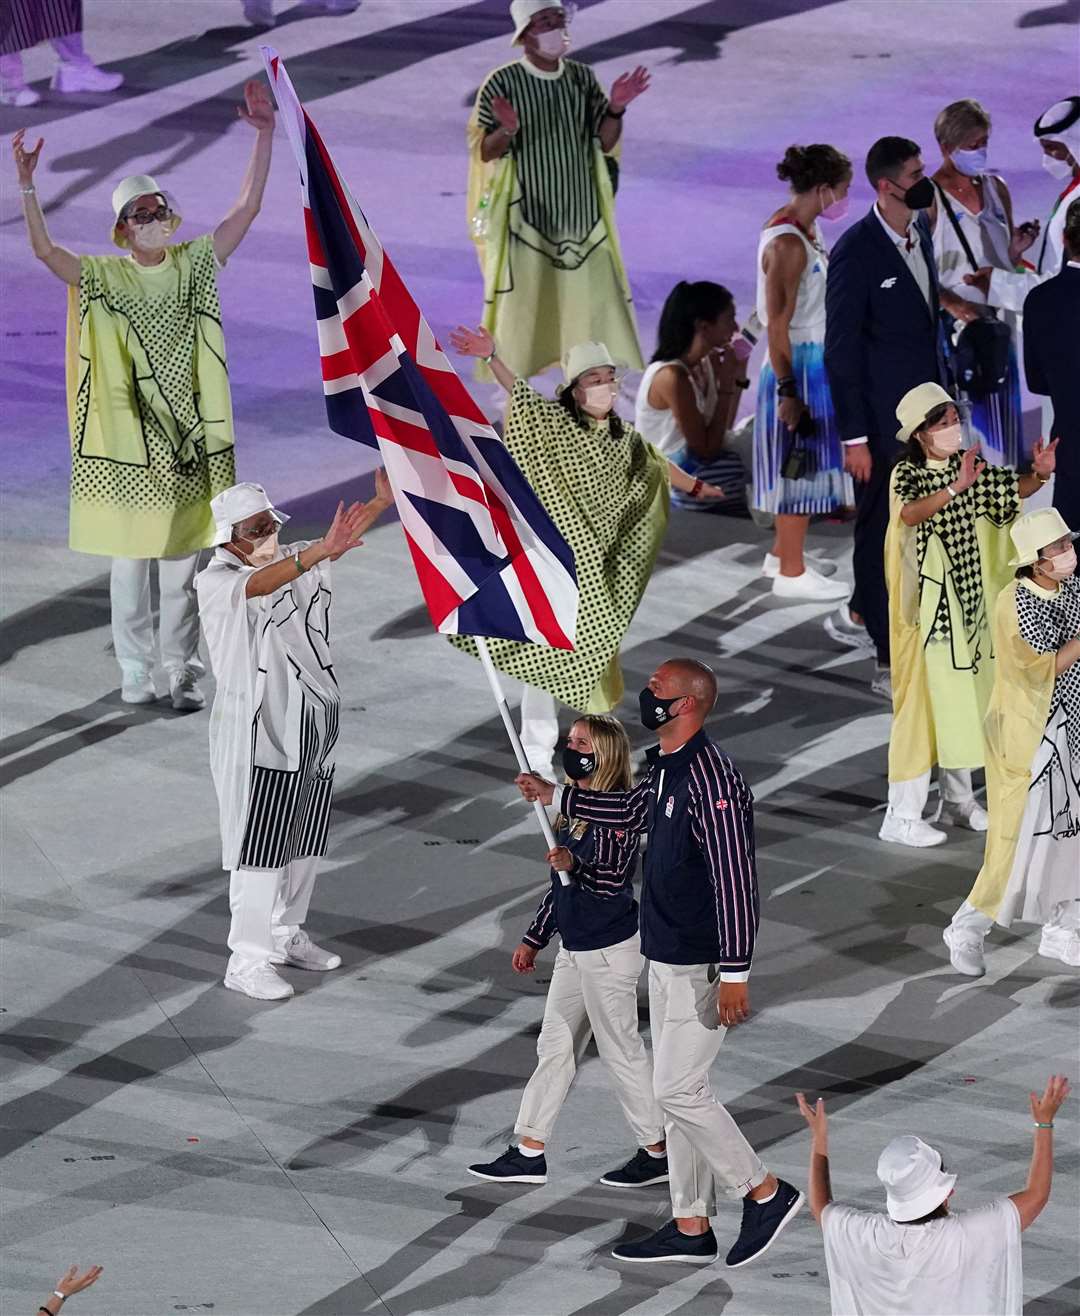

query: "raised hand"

left=237, top=78, right=275, bottom=132
left=795, top=1093, right=829, bottom=1145
left=321, top=499, right=366, bottom=561
left=515, top=772, right=555, bottom=805
left=372, top=467, right=393, bottom=508
left=1010, top=218, right=1040, bottom=261
left=491, top=95, right=519, bottom=136
left=609, top=66, right=650, bottom=112
left=12, top=128, right=44, bottom=185
left=1030, top=1074, right=1070, bottom=1125
left=512, top=942, right=537, bottom=974
left=56, top=1265, right=104, bottom=1297
left=953, top=444, right=986, bottom=492
left=1032, top=436, right=1059, bottom=480
left=449, top=324, right=495, bottom=359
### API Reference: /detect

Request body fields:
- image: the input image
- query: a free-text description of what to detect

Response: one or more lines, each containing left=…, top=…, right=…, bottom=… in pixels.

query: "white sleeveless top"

left=754, top=221, right=829, bottom=341
left=634, top=359, right=717, bottom=458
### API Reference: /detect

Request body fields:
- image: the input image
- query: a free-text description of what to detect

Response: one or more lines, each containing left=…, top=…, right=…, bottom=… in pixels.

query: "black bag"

left=781, top=411, right=816, bottom=479
left=935, top=182, right=1012, bottom=401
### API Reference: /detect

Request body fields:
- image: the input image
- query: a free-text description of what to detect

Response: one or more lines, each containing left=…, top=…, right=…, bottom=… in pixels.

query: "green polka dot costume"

left=451, top=380, right=670, bottom=712
left=66, top=235, right=236, bottom=558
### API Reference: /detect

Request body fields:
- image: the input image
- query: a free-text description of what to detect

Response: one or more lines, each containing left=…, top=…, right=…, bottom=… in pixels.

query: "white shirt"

left=821, top=1198, right=1022, bottom=1316
left=874, top=203, right=932, bottom=308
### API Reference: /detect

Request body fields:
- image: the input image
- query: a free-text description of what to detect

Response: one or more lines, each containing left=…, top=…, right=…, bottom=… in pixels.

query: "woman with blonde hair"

left=468, top=714, right=668, bottom=1190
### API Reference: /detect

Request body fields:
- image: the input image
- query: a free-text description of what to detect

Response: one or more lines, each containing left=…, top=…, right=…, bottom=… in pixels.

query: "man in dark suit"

left=824, top=137, right=947, bottom=696
left=1023, top=198, right=1080, bottom=530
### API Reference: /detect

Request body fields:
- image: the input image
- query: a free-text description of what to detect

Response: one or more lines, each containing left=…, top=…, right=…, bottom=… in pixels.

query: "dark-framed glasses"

left=127, top=205, right=172, bottom=226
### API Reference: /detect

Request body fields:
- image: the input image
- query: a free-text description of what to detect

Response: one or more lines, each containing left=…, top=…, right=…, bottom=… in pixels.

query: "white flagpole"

left=475, top=637, right=571, bottom=887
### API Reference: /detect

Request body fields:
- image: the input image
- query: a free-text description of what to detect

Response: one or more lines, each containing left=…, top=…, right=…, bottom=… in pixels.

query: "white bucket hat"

left=510, top=0, right=565, bottom=44
left=560, top=340, right=617, bottom=387
left=110, top=173, right=182, bottom=249
left=1009, top=506, right=1078, bottom=567
left=895, top=381, right=956, bottom=443
left=210, top=482, right=289, bottom=547
left=877, top=1136, right=957, bottom=1223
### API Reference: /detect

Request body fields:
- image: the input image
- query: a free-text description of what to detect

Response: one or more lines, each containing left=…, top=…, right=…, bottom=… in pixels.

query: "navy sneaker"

left=611, top=1218, right=717, bottom=1264
left=599, top=1147, right=670, bottom=1188
left=467, top=1144, right=547, bottom=1185
left=724, top=1179, right=804, bottom=1268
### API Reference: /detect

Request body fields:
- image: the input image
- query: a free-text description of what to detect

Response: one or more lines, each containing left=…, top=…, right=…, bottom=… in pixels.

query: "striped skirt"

left=753, top=338, right=853, bottom=516
left=1, top=0, right=80, bottom=54
left=963, top=339, right=1024, bottom=469
left=238, top=697, right=338, bottom=871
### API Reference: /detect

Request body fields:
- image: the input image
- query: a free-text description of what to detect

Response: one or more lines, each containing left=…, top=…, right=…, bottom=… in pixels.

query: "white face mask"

left=580, top=382, right=618, bottom=416
left=1041, top=151, right=1073, bottom=180
left=131, top=219, right=172, bottom=253
left=533, top=27, right=569, bottom=59
left=1039, top=545, right=1077, bottom=580
left=926, top=423, right=963, bottom=457
left=242, top=529, right=280, bottom=565
left=951, top=146, right=988, bottom=177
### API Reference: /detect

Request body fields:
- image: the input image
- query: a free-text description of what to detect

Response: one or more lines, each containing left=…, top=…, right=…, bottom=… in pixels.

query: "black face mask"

left=890, top=175, right=935, bottom=211
left=638, top=687, right=685, bottom=731
left=562, top=747, right=596, bottom=780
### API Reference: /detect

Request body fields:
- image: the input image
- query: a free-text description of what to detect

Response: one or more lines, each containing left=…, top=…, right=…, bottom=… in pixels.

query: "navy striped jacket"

left=523, top=817, right=639, bottom=953
left=562, top=730, right=759, bottom=973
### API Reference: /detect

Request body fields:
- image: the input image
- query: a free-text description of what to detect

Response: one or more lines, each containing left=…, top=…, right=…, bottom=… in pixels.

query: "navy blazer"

left=1023, top=265, right=1080, bottom=453
left=825, top=207, right=946, bottom=446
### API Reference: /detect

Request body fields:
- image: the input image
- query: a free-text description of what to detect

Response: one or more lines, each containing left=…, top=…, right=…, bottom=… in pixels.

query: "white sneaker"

left=121, top=671, right=156, bottom=704
left=1038, top=925, right=1080, bottom=968
left=224, top=961, right=294, bottom=1000
left=169, top=668, right=206, bottom=712
left=243, top=0, right=276, bottom=22
left=0, top=84, right=40, bottom=107
left=762, top=552, right=837, bottom=579
left=823, top=603, right=875, bottom=654
left=943, top=924, right=986, bottom=977
left=771, top=566, right=848, bottom=601
left=51, top=60, right=123, bottom=94
left=871, top=665, right=893, bottom=702
left=270, top=929, right=342, bottom=971
left=878, top=810, right=947, bottom=847
left=938, top=799, right=988, bottom=832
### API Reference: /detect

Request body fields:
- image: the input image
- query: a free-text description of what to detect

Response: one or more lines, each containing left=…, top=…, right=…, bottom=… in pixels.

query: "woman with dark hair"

left=755, top=143, right=854, bottom=600
left=448, top=325, right=723, bottom=776
left=634, top=280, right=752, bottom=513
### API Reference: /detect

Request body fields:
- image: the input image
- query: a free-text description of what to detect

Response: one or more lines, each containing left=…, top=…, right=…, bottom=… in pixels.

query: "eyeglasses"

left=126, top=205, right=171, bottom=226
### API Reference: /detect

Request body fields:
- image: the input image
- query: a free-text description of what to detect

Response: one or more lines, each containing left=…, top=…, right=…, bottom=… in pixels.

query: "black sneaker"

left=611, top=1218, right=717, bottom=1264
left=599, top=1147, right=670, bottom=1188
left=724, top=1179, right=804, bottom=1268
left=466, top=1144, right=547, bottom=1184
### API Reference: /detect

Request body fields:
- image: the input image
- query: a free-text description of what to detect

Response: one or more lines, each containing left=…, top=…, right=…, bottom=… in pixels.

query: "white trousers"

left=520, top=684, right=559, bottom=772
left=888, top=768, right=974, bottom=821
left=515, top=933, right=664, bottom=1147
left=110, top=554, right=202, bottom=679
left=227, top=857, right=320, bottom=970
left=649, top=962, right=767, bottom=1217
left=952, top=898, right=1080, bottom=937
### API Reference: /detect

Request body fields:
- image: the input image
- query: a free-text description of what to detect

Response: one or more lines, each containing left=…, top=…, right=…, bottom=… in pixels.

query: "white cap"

left=876, top=1136, right=957, bottom=1222
left=1034, top=96, right=1080, bottom=158
left=209, top=482, right=289, bottom=547
left=110, top=173, right=181, bottom=249
left=561, top=340, right=617, bottom=385
left=1009, top=506, right=1078, bottom=567
left=510, top=0, right=564, bottom=44
left=895, top=381, right=955, bottom=443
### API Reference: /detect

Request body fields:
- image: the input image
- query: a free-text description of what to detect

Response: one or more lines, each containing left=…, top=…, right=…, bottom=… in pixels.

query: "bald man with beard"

left=517, top=659, right=803, bottom=1269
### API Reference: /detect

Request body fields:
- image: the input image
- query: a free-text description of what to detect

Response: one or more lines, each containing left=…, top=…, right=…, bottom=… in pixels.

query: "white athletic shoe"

left=224, top=961, right=294, bottom=1000
left=823, top=603, right=875, bottom=654
left=943, top=924, right=986, bottom=977
left=1038, top=925, right=1080, bottom=968
left=51, top=60, right=123, bottom=94
left=169, top=668, right=206, bottom=712
left=762, top=551, right=837, bottom=579
left=878, top=810, right=947, bottom=848
left=871, top=665, right=893, bottom=702
left=271, top=929, right=342, bottom=971
left=770, top=566, right=848, bottom=601
left=0, top=83, right=40, bottom=107
left=938, top=799, right=988, bottom=832
left=120, top=671, right=156, bottom=704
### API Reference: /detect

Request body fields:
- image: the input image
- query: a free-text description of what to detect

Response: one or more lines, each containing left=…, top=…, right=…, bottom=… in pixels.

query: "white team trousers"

left=888, top=768, right=974, bottom=820
left=110, top=554, right=202, bottom=679
left=227, top=857, right=320, bottom=971
left=951, top=897, right=1080, bottom=936
left=515, top=933, right=664, bottom=1147
left=649, top=961, right=767, bottom=1217
left=520, top=684, right=559, bottom=774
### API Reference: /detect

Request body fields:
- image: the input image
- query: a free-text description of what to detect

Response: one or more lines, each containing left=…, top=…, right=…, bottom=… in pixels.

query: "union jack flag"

left=261, top=47, right=577, bottom=649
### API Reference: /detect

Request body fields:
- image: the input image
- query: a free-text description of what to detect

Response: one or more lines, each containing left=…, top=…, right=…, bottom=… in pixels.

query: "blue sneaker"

left=467, top=1144, right=546, bottom=1184
left=611, top=1219, right=717, bottom=1264
left=600, top=1147, right=670, bottom=1187
left=724, top=1179, right=804, bottom=1268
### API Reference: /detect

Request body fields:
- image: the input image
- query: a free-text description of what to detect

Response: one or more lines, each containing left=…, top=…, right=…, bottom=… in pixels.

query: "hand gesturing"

left=609, top=66, right=650, bottom=111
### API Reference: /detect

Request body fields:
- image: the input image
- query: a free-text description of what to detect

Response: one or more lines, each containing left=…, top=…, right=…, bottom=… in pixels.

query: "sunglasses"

left=125, top=205, right=172, bottom=226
